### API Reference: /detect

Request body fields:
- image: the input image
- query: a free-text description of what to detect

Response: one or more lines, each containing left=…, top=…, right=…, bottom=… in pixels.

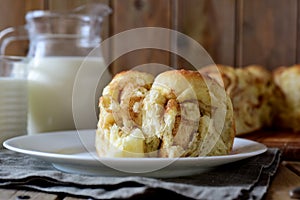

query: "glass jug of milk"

left=0, top=3, right=112, bottom=134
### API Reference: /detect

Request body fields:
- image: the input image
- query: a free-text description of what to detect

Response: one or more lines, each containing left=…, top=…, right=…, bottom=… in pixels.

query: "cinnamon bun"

left=273, top=65, right=300, bottom=132
left=96, top=69, right=235, bottom=158
left=200, top=65, right=274, bottom=135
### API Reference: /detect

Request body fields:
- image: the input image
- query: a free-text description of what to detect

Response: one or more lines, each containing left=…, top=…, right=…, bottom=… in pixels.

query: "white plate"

left=3, top=130, right=267, bottom=178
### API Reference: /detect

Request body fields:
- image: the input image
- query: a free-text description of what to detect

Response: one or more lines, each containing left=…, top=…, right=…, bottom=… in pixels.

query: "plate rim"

left=3, top=130, right=267, bottom=162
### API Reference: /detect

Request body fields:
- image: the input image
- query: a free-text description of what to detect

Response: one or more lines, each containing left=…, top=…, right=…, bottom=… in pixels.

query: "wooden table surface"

left=0, top=161, right=299, bottom=200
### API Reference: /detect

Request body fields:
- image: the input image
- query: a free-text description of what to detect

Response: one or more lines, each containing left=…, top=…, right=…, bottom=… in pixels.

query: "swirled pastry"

left=273, top=65, right=300, bottom=132
left=96, top=70, right=235, bottom=158
left=96, top=71, right=155, bottom=157
left=143, top=70, right=235, bottom=157
left=200, top=65, right=274, bottom=135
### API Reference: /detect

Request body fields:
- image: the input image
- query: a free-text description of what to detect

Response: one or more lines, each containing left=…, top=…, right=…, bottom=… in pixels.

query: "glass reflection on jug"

left=0, top=3, right=112, bottom=134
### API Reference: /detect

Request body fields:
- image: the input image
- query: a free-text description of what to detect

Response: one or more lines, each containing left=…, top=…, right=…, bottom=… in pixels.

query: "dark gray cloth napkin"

left=0, top=148, right=281, bottom=200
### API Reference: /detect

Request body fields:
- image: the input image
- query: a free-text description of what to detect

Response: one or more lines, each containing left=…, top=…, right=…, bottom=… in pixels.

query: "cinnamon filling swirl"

left=96, top=69, right=235, bottom=158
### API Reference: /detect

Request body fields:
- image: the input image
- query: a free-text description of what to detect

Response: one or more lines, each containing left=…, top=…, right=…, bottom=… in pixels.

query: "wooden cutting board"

left=241, top=129, right=300, bottom=161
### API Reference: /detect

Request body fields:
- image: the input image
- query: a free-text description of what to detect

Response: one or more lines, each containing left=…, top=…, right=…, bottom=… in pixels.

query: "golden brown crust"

left=144, top=70, right=235, bottom=157
left=200, top=65, right=274, bottom=135
left=96, top=69, right=235, bottom=158
left=272, top=65, right=300, bottom=132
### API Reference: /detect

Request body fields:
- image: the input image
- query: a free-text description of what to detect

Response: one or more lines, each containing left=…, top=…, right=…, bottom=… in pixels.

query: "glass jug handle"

left=0, top=25, right=28, bottom=55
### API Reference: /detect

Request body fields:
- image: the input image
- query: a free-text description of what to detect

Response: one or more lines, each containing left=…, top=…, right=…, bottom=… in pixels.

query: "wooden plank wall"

left=0, top=0, right=45, bottom=56
left=109, top=0, right=172, bottom=74
left=0, top=0, right=299, bottom=73
left=237, top=0, right=298, bottom=70
left=176, top=0, right=236, bottom=69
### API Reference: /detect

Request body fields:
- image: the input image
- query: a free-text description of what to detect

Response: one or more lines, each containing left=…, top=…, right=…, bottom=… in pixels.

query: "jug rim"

left=0, top=55, right=27, bottom=61
left=26, top=5, right=111, bottom=22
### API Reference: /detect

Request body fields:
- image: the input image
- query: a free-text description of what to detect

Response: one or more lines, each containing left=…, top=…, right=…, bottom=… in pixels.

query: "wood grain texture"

left=0, top=0, right=45, bottom=56
left=0, top=189, right=58, bottom=200
left=283, top=161, right=300, bottom=176
left=176, top=0, right=236, bottom=69
left=297, top=1, right=300, bottom=63
left=48, top=0, right=91, bottom=11
left=237, top=0, right=298, bottom=70
left=0, top=0, right=44, bottom=56
left=0, top=0, right=26, bottom=30
left=265, top=165, right=300, bottom=200
left=24, top=0, right=46, bottom=11
left=241, top=129, right=300, bottom=161
left=110, top=0, right=171, bottom=74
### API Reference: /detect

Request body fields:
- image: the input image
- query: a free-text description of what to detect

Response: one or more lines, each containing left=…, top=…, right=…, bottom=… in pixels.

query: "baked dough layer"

left=96, top=70, right=235, bottom=158
left=273, top=65, right=300, bottom=132
left=200, top=65, right=274, bottom=135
